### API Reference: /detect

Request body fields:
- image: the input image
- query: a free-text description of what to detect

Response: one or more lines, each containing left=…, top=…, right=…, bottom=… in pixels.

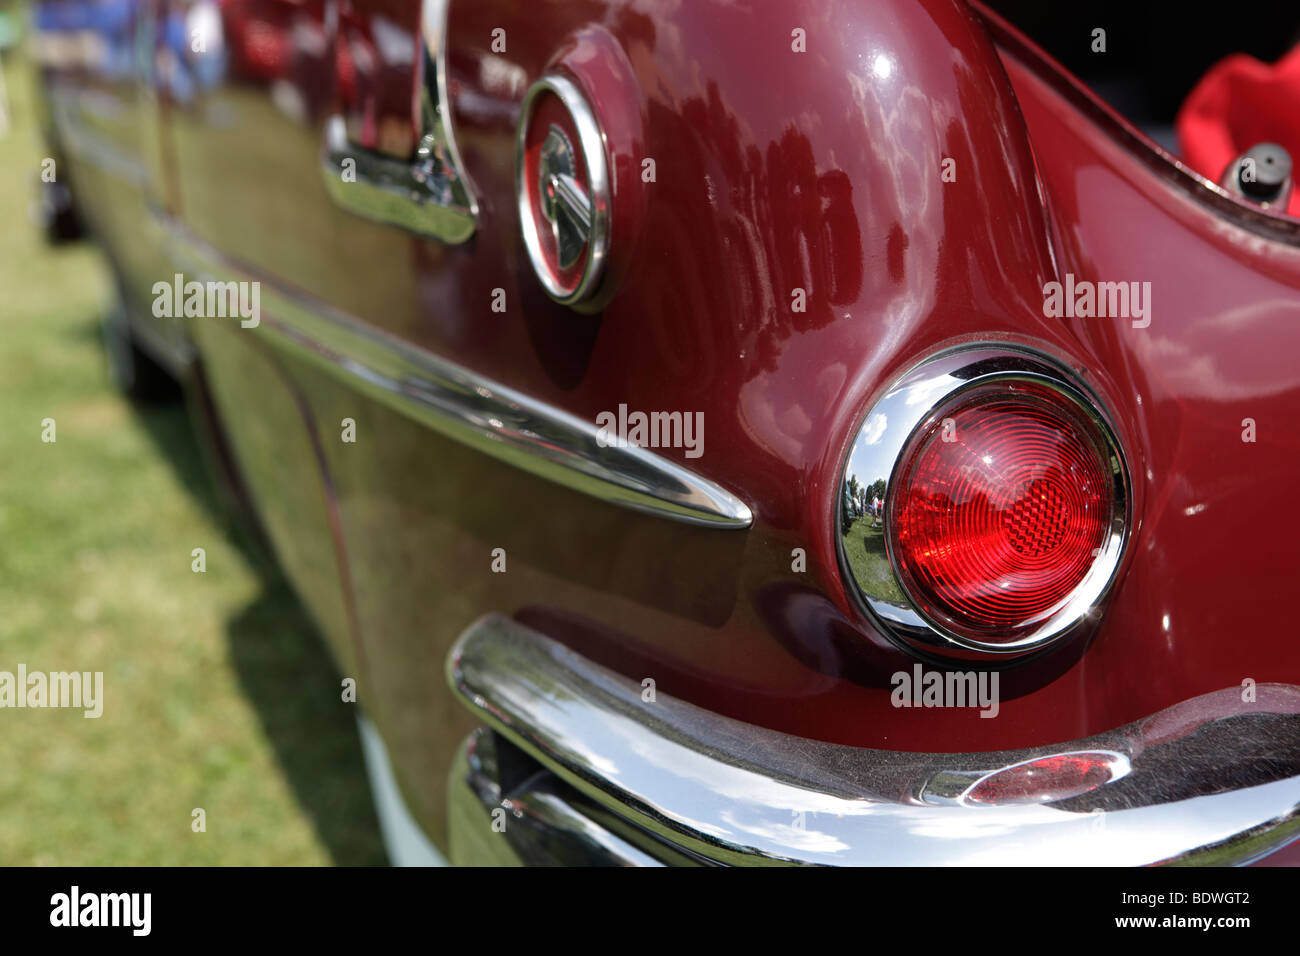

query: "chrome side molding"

left=447, top=613, right=1300, bottom=866
left=167, top=223, right=752, bottom=529
left=320, top=0, right=477, bottom=243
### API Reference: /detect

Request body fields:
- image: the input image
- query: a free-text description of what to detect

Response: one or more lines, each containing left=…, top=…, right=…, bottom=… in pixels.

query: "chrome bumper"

left=446, top=614, right=1300, bottom=866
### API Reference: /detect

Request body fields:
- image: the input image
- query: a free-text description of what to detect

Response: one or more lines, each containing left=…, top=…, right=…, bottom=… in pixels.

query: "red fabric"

left=1176, top=44, right=1300, bottom=216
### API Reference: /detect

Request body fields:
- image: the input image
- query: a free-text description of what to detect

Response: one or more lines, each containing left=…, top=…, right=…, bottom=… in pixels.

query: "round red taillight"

left=837, top=349, right=1129, bottom=660
left=888, top=383, right=1114, bottom=643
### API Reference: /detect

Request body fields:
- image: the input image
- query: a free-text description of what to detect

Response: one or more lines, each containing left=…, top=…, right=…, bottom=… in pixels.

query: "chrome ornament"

left=516, top=73, right=610, bottom=306
left=538, top=125, right=592, bottom=270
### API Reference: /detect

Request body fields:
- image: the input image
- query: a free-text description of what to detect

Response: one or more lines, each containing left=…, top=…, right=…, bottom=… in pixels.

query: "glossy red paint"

left=984, top=8, right=1300, bottom=739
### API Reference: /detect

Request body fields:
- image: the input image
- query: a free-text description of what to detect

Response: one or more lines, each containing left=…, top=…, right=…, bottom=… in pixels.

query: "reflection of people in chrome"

left=871, top=495, right=882, bottom=528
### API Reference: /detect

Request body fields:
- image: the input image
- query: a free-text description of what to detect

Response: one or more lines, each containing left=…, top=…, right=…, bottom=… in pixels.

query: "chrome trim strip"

left=516, top=73, right=611, bottom=305
left=319, top=0, right=477, bottom=242
left=168, top=224, right=752, bottom=529
left=836, top=347, right=1131, bottom=660
left=423, top=0, right=477, bottom=217
left=448, top=614, right=1300, bottom=866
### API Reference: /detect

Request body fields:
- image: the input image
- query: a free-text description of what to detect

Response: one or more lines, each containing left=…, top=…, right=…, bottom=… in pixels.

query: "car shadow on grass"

left=224, top=588, right=388, bottom=866
left=121, top=341, right=387, bottom=866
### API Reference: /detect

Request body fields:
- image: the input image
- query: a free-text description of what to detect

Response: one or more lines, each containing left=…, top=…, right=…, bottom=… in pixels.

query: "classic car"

left=29, top=0, right=1300, bottom=865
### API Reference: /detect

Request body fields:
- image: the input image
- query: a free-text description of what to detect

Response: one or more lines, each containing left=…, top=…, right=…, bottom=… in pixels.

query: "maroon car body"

left=32, top=0, right=1300, bottom=864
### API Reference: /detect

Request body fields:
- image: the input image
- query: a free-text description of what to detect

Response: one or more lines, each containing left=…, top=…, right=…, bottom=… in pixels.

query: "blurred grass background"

left=0, top=46, right=385, bottom=864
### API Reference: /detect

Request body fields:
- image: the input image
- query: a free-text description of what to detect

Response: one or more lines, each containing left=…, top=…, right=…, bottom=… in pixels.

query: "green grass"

left=0, top=53, right=385, bottom=864
left=841, top=516, right=907, bottom=605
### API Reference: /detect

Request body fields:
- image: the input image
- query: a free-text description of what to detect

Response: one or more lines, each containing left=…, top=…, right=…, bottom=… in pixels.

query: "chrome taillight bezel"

left=835, top=346, right=1131, bottom=663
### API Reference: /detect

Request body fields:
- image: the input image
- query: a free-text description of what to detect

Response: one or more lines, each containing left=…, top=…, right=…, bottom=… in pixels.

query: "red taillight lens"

left=962, top=751, right=1129, bottom=806
left=889, top=383, right=1114, bottom=643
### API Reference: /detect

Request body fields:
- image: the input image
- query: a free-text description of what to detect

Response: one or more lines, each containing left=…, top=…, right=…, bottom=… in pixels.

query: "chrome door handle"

left=319, top=0, right=477, bottom=244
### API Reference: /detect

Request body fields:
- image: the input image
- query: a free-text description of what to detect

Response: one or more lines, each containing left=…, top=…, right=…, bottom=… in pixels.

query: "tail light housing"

left=837, top=348, right=1130, bottom=661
